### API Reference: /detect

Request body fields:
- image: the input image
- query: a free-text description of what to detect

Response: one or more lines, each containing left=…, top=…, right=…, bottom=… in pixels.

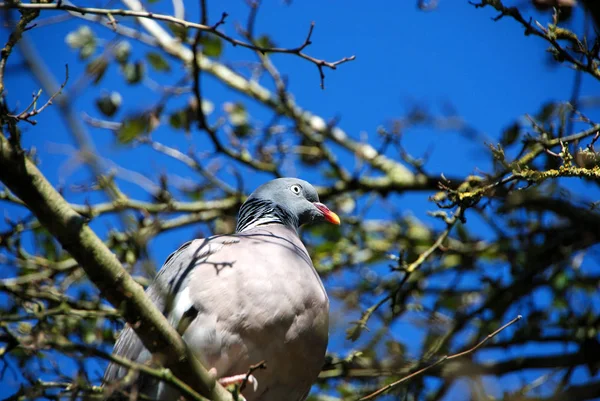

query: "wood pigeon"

left=103, top=178, right=340, bottom=401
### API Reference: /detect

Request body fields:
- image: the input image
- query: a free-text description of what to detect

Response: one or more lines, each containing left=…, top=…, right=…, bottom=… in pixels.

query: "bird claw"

left=218, top=373, right=259, bottom=392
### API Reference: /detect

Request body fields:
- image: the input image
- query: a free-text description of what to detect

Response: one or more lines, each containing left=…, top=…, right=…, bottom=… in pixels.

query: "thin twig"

left=470, top=0, right=600, bottom=81
left=358, top=315, right=523, bottom=400
left=0, top=1, right=355, bottom=81
left=347, top=207, right=462, bottom=341
left=239, top=360, right=267, bottom=393
left=9, top=65, right=69, bottom=125
left=0, top=7, right=40, bottom=94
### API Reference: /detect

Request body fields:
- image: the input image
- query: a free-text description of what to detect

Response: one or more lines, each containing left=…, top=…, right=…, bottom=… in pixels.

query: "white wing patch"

left=169, top=286, right=193, bottom=329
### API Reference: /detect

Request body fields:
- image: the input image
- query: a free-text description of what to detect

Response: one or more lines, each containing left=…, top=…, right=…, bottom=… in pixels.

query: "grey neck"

left=235, top=198, right=299, bottom=233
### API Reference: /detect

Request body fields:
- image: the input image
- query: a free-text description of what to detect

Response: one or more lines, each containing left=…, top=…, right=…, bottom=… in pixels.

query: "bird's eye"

left=290, top=184, right=302, bottom=195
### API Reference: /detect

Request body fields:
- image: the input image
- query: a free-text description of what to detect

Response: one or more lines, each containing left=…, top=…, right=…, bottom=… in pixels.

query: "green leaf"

left=114, top=41, right=131, bottom=64
left=441, top=254, right=461, bottom=269
left=224, top=102, right=253, bottom=137
left=146, top=52, right=171, bottom=72
left=299, top=137, right=323, bottom=166
left=83, top=327, right=97, bottom=344
left=538, top=102, right=556, bottom=123
left=65, top=25, right=96, bottom=60
left=117, top=115, right=150, bottom=143
left=18, top=322, right=32, bottom=335
left=86, top=57, right=109, bottom=85
left=552, top=272, right=569, bottom=291
left=501, top=122, right=520, bottom=146
left=233, top=124, right=252, bottom=138
left=200, top=35, right=223, bottom=58
left=552, top=297, right=568, bottom=310
left=65, top=25, right=94, bottom=48
left=80, top=43, right=96, bottom=60
left=169, top=99, right=213, bottom=132
left=256, top=34, right=276, bottom=49
left=121, top=61, right=144, bottom=84
left=168, top=22, right=189, bottom=42
left=224, top=102, right=248, bottom=126
left=96, top=92, right=122, bottom=117
left=169, top=109, right=190, bottom=132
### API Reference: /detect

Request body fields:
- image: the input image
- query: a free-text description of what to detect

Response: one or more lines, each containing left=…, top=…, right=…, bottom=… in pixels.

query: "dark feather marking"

left=163, top=240, right=193, bottom=267
left=235, top=198, right=298, bottom=233
left=176, top=305, right=199, bottom=335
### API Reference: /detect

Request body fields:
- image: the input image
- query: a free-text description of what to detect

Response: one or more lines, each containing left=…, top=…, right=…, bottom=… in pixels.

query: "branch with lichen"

left=470, top=0, right=600, bottom=81
left=432, top=123, right=600, bottom=209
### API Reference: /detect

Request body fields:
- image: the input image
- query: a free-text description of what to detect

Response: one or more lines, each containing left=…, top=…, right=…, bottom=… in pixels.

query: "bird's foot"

left=218, top=373, right=259, bottom=392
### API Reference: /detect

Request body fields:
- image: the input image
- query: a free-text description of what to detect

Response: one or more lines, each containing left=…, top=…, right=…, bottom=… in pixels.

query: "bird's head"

left=236, top=178, right=340, bottom=232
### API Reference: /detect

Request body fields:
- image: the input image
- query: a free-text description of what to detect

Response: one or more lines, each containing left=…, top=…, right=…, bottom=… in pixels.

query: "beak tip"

left=313, top=202, right=341, bottom=225
left=328, top=212, right=341, bottom=225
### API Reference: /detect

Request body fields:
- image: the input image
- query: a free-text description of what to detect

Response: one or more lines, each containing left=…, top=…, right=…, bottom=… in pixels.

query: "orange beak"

left=313, top=202, right=341, bottom=225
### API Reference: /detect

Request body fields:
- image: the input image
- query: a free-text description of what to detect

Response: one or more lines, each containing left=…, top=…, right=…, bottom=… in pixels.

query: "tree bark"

left=0, top=132, right=231, bottom=401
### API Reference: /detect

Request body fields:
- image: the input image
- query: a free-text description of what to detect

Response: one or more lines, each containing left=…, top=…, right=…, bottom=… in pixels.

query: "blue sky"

left=2, top=0, right=600, bottom=399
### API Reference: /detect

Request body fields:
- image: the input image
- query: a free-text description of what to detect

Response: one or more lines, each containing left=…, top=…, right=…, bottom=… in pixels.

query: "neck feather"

left=235, top=198, right=299, bottom=233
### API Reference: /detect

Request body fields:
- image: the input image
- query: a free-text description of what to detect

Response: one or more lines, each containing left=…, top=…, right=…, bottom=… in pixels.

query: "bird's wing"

left=102, top=237, right=222, bottom=385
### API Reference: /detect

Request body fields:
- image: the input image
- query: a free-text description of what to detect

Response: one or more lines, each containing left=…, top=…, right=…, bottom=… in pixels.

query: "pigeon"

left=103, top=178, right=340, bottom=401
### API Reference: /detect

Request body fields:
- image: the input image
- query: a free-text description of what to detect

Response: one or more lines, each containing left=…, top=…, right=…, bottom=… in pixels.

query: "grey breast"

left=104, top=224, right=329, bottom=401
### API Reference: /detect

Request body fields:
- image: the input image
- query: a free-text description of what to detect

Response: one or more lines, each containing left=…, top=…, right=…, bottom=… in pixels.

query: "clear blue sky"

left=1, top=0, right=600, bottom=399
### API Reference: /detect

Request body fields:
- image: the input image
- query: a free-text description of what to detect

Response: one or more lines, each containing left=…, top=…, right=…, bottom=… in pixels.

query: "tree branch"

left=0, top=0, right=354, bottom=85
left=358, top=315, right=522, bottom=400
left=78, top=0, right=454, bottom=197
left=470, top=0, right=600, bottom=81
left=0, top=6, right=39, bottom=94
left=0, top=133, right=232, bottom=401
